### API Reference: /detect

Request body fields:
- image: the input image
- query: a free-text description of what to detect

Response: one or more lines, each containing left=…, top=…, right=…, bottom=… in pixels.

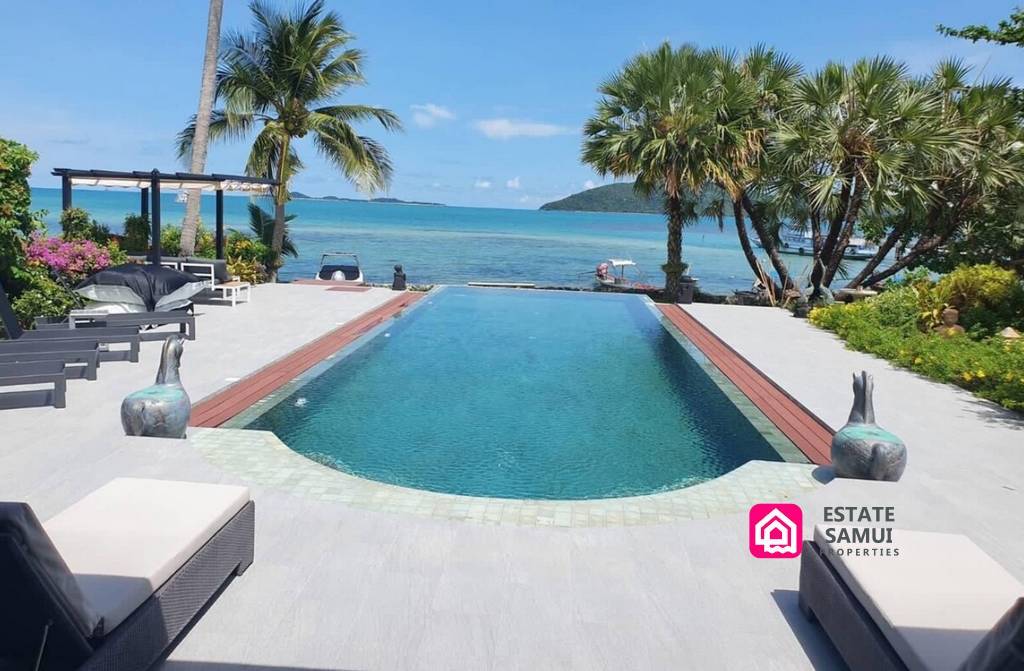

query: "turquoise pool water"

left=241, top=287, right=791, bottom=499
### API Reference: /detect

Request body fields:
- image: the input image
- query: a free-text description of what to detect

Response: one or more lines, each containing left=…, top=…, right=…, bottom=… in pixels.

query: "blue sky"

left=2, top=1, right=1021, bottom=209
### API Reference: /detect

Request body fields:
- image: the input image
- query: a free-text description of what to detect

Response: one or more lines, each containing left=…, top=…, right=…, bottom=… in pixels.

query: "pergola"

left=52, top=168, right=278, bottom=263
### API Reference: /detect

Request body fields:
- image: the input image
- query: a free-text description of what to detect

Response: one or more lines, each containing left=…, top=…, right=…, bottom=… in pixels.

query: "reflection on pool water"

left=240, top=287, right=793, bottom=500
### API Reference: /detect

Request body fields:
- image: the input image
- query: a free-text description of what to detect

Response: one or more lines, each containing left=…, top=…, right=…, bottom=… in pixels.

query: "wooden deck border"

left=658, top=304, right=833, bottom=465
left=190, top=292, right=423, bottom=427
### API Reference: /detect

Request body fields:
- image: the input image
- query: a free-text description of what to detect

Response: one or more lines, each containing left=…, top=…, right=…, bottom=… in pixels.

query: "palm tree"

left=247, top=202, right=297, bottom=260
left=180, top=0, right=224, bottom=257
left=177, top=0, right=400, bottom=279
left=582, top=43, right=718, bottom=300
left=771, top=57, right=965, bottom=296
left=707, top=46, right=801, bottom=292
left=850, top=62, right=1024, bottom=286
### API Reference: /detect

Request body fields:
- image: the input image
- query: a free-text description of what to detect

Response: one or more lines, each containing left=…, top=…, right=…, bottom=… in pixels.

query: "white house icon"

left=754, top=508, right=799, bottom=555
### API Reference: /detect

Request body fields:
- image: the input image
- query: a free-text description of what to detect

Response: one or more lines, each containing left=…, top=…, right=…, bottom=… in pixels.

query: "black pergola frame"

left=52, top=168, right=278, bottom=263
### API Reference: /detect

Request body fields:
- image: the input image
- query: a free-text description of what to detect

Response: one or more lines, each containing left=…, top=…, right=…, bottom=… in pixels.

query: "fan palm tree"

left=771, top=57, right=966, bottom=295
left=582, top=43, right=718, bottom=299
left=180, top=0, right=224, bottom=256
left=177, top=0, right=400, bottom=279
left=707, top=46, right=801, bottom=291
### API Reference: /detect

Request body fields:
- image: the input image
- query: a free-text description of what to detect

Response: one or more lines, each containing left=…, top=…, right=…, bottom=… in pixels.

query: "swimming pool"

left=232, top=287, right=803, bottom=500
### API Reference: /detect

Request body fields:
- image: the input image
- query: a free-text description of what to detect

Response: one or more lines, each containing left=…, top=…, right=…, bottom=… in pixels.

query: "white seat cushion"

left=44, top=478, right=250, bottom=633
left=815, top=525, right=1024, bottom=671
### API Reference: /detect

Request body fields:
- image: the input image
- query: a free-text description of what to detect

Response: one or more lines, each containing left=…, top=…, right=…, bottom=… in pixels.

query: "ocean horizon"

left=29, top=186, right=860, bottom=293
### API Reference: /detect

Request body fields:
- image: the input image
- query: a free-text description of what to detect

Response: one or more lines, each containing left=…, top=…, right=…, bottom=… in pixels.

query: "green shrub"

left=810, top=300, right=1024, bottom=412
left=59, top=207, right=111, bottom=243
left=122, top=213, right=149, bottom=253
left=870, top=286, right=921, bottom=332
left=161, top=223, right=215, bottom=258
left=930, top=264, right=1024, bottom=335
left=9, top=272, right=80, bottom=328
left=0, top=137, right=44, bottom=292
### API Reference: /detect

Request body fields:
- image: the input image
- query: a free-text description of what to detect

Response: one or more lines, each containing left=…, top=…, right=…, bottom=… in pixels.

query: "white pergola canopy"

left=52, top=168, right=279, bottom=262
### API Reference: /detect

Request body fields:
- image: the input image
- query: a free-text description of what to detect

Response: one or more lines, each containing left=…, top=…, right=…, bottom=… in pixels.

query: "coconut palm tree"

left=247, top=202, right=297, bottom=260
left=582, top=43, right=719, bottom=299
left=176, top=0, right=400, bottom=279
left=179, top=0, right=224, bottom=257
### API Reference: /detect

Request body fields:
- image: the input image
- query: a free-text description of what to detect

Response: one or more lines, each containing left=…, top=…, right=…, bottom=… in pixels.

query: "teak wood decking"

left=658, top=304, right=833, bottom=465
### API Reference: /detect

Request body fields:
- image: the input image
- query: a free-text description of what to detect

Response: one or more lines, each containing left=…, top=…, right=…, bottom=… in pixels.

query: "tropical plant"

left=25, top=233, right=123, bottom=283
left=176, top=0, right=400, bottom=280
left=847, top=65, right=1024, bottom=288
left=583, top=43, right=721, bottom=299
left=709, top=45, right=802, bottom=292
left=810, top=298, right=1024, bottom=412
left=10, top=274, right=79, bottom=328
left=122, top=213, right=150, bottom=253
left=246, top=202, right=297, bottom=269
left=0, top=137, right=43, bottom=294
left=180, top=0, right=224, bottom=256
left=59, top=207, right=111, bottom=243
left=769, top=57, right=970, bottom=298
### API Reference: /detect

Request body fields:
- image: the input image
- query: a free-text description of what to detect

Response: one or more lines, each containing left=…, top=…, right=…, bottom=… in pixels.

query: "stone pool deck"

left=1, top=285, right=1021, bottom=670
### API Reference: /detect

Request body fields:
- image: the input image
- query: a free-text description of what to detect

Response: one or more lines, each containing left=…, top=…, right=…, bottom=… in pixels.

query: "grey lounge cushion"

left=184, top=257, right=231, bottom=284
left=815, top=525, right=1024, bottom=671
left=959, top=598, right=1024, bottom=671
left=44, top=478, right=250, bottom=632
left=0, top=502, right=102, bottom=638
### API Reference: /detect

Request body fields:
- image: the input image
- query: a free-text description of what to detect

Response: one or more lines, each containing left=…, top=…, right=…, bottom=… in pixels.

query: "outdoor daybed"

left=1, top=283, right=141, bottom=363
left=0, top=360, right=66, bottom=409
left=35, top=310, right=197, bottom=342
left=799, top=524, right=1024, bottom=670
left=0, top=478, right=254, bottom=670
left=0, top=337, right=100, bottom=380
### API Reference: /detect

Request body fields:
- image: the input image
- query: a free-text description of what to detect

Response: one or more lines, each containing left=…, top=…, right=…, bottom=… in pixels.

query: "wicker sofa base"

left=77, top=499, right=255, bottom=671
left=798, top=540, right=907, bottom=671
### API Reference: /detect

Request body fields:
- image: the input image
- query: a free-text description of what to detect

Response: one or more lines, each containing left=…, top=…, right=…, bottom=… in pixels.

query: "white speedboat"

left=754, top=230, right=879, bottom=261
left=315, top=252, right=364, bottom=284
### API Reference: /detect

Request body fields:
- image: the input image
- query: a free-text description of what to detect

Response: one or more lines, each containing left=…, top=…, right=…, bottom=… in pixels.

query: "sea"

left=29, top=187, right=865, bottom=294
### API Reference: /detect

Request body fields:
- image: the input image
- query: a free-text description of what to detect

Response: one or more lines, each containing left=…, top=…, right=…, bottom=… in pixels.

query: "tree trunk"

left=732, top=200, right=760, bottom=276
left=810, top=165, right=855, bottom=293
left=846, top=226, right=903, bottom=288
left=180, top=0, right=223, bottom=256
left=664, top=194, right=684, bottom=302
left=268, top=136, right=291, bottom=282
left=822, top=178, right=867, bottom=286
left=861, top=234, right=951, bottom=286
left=741, top=192, right=795, bottom=291
left=734, top=199, right=782, bottom=296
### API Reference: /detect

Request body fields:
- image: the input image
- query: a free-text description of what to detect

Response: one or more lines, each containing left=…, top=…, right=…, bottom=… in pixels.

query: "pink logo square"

left=749, top=503, right=802, bottom=559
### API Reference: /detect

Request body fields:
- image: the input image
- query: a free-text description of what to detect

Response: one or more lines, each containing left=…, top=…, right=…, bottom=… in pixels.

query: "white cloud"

left=583, top=179, right=597, bottom=190
left=473, top=118, right=572, bottom=140
left=474, top=178, right=492, bottom=189
left=411, top=103, right=455, bottom=128
left=506, top=176, right=521, bottom=189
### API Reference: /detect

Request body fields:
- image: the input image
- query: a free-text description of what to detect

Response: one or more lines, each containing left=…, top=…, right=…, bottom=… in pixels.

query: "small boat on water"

left=315, top=252, right=364, bottom=285
left=755, top=230, right=879, bottom=261
left=594, top=259, right=654, bottom=290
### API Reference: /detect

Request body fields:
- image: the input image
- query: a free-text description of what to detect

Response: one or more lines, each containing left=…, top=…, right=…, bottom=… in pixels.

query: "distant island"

left=290, top=191, right=445, bottom=207
left=540, top=182, right=724, bottom=215
left=539, top=183, right=663, bottom=214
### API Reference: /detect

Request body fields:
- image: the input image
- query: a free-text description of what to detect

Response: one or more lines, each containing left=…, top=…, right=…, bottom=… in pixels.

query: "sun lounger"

left=0, top=338, right=100, bottom=380
left=0, top=360, right=66, bottom=409
left=0, top=282, right=141, bottom=362
left=799, top=525, right=1024, bottom=670
left=36, top=309, right=197, bottom=342
left=0, top=478, right=254, bottom=670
